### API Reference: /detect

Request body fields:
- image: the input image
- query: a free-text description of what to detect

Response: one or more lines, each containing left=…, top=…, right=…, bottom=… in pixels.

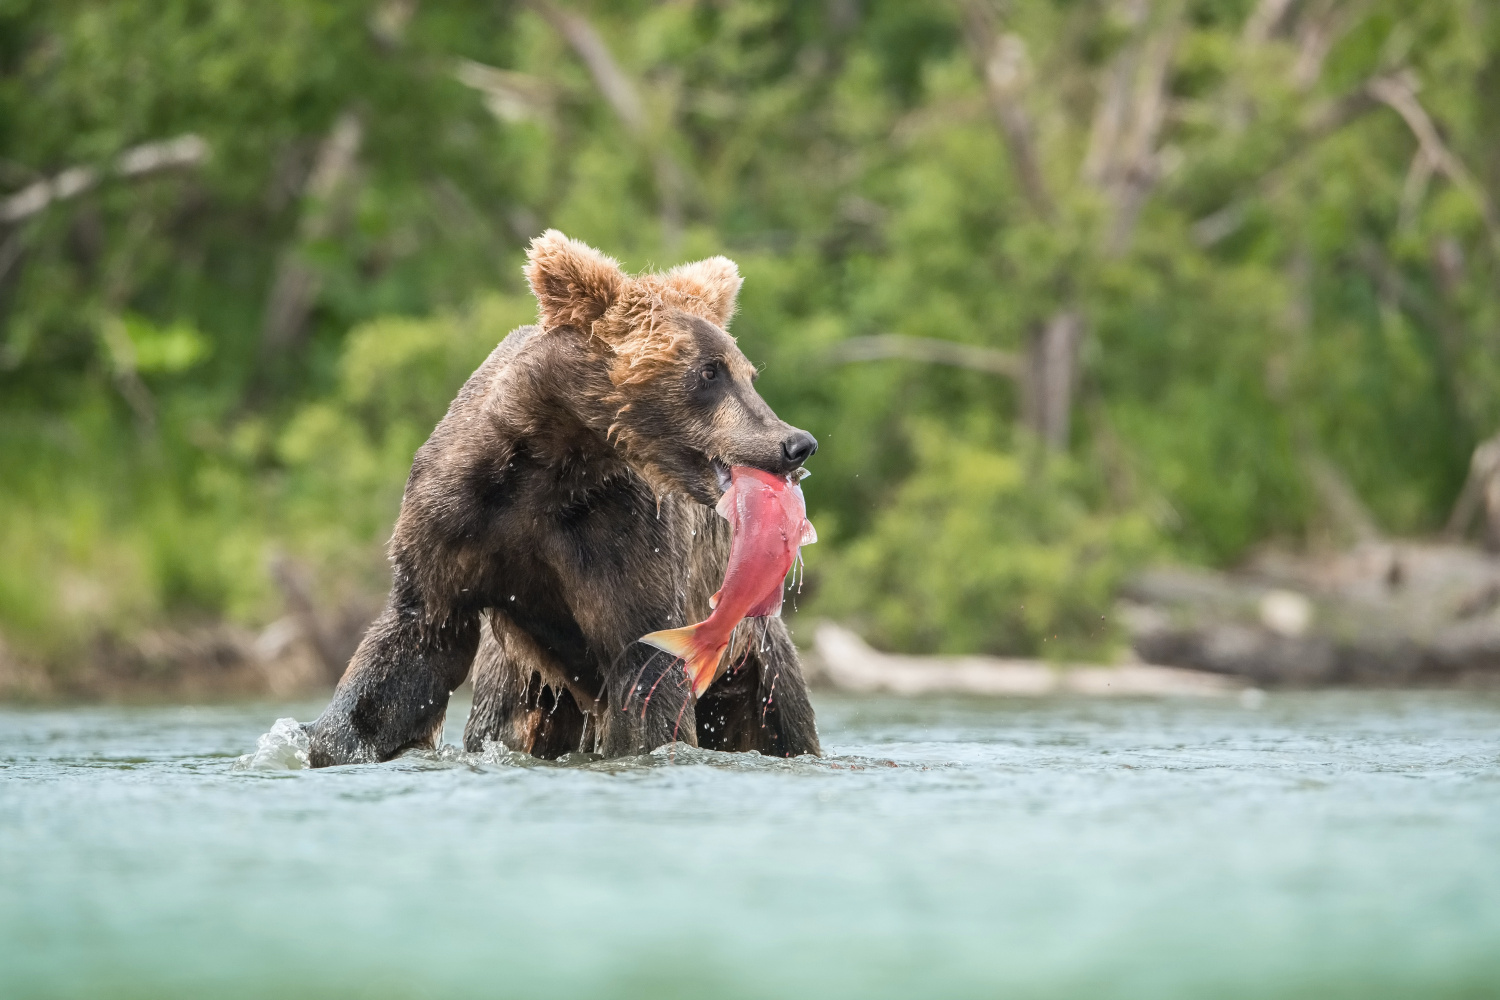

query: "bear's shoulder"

left=447, top=324, right=542, bottom=411
left=492, top=323, right=544, bottom=366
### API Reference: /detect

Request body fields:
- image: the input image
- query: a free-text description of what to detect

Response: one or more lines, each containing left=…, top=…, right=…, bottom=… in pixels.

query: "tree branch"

left=259, top=112, right=363, bottom=356
left=532, top=2, right=647, bottom=135
left=1302, top=450, right=1380, bottom=543
left=368, top=0, right=419, bottom=49
left=826, top=334, right=1022, bottom=378
left=1447, top=433, right=1500, bottom=541
left=1080, top=2, right=1181, bottom=255
left=1191, top=77, right=1386, bottom=247
left=1292, top=0, right=1369, bottom=90
left=1023, top=311, right=1083, bottom=448
left=1242, top=0, right=1296, bottom=45
left=454, top=59, right=554, bottom=122
left=1367, top=72, right=1500, bottom=252
left=1082, top=0, right=1149, bottom=188
left=960, top=2, right=1052, bottom=216
left=0, top=135, right=209, bottom=224
left=1102, top=21, right=1179, bottom=254
left=531, top=1, right=683, bottom=241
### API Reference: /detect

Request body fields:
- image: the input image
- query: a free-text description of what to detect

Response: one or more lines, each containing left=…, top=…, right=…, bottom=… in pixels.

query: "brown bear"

left=304, top=231, right=821, bottom=766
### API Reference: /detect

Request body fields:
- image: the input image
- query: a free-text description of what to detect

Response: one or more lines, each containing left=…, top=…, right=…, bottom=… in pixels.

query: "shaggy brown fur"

left=304, top=231, right=821, bottom=766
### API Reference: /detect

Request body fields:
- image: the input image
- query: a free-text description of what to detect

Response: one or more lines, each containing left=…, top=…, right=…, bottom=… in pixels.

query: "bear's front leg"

left=750, top=619, right=820, bottom=757
left=305, top=599, right=480, bottom=767
left=694, top=619, right=820, bottom=757
left=599, top=642, right=699, bottom=757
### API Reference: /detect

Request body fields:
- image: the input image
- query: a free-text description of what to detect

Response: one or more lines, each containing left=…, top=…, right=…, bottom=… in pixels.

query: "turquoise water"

left=1, top=691, right=1498, bottom=999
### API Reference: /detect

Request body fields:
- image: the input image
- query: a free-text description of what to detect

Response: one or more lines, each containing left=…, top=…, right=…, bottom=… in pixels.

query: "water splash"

left=391, top=737, right=905, bottom=774
left=234, top=717, right=310, bottom=770
left=477, top=740, right=546, bottom=768
left=231, top=718, right=911, bottom=775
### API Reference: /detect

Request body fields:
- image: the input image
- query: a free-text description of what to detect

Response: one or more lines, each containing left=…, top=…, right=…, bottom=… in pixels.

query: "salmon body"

left=639, top=466, right=817, bottom=697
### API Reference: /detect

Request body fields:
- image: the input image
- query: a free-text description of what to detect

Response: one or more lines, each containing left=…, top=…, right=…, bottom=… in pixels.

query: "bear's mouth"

left=684, top=456, right=731, bottom=508
left=711, top=458, right=732, bottom=494
left=671, top=454, right=732, bottom=508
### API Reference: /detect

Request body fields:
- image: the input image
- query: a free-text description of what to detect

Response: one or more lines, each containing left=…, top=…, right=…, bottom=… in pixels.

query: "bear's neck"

left=501, top=354, right=636, bottom=498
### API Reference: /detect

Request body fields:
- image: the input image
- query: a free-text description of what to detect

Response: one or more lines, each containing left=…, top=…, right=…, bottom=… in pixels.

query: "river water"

left=2, top=691, right=1497, bottom=999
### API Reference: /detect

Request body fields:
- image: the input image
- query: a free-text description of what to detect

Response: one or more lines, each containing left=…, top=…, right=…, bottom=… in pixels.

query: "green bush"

left=276, top=293, right=536, bottom=570
left=812, top=427, right=1158, bottom=660
left=4, top=0, right=1499, bottom=681
left=0, top=294, right=534, bottom=661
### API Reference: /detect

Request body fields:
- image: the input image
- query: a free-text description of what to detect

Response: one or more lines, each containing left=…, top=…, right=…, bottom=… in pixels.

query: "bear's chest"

left=488, top=466, right=699, bottom=642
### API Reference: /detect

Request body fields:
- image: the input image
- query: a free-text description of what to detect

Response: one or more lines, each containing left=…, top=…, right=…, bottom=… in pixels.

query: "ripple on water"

left=4, top=691, right=1499, bottom=1000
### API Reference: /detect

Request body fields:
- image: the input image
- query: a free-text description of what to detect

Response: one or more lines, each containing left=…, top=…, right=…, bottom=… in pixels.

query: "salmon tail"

left=638, top=626, right=728, bottom=698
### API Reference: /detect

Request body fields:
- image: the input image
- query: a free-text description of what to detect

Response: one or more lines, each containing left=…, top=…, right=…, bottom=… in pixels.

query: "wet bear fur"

left=304, top=231, right=821, bottom=766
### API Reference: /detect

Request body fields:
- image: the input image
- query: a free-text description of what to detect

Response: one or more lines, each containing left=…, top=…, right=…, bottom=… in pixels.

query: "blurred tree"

left=3, top=0, right=1500, bottom=669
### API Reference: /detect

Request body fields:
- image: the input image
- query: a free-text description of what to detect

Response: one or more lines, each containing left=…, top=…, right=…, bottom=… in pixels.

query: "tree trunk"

left=1023, top=310, right=1082, bottom=449
left=259, top=111, right=362, bottom=357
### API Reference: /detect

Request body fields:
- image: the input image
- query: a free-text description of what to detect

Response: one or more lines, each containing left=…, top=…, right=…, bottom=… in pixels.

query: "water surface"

left=2, top=691, right=1497, bottom=999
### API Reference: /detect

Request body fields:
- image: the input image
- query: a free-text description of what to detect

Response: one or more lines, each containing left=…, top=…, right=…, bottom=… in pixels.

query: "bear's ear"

left=664, top=256, right=742, bottom=329
left=524, top=230, right=626, bottom=332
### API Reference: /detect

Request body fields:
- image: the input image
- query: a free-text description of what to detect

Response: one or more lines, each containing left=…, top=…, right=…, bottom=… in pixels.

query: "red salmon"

left=639, top=466, right=817, bottom=697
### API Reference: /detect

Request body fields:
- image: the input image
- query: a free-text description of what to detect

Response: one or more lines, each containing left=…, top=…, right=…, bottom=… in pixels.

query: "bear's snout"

left=780, top=430, right=818, bottom=468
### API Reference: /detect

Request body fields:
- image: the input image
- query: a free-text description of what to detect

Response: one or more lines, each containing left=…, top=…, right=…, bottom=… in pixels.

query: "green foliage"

left=118, top=315, right=211, bottom=374
left=0, top=294, right=528, bottom=654
left=814, top=429, right=1158, bottom=660
left=275, top=293, right=534, bottom=568
left=4, top=0, right=1500, bottom=669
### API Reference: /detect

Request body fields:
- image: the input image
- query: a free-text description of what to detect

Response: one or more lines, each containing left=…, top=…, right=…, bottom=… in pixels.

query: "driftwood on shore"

left=1120, top=541, right=1500, bottom=687
left=13, top=540, right=1500, bottom=702
left=811, top=622, right=1243, bottom=698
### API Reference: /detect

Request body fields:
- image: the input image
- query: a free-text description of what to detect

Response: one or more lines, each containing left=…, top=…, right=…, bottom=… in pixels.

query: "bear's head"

left=524, top=230, right=817, bottom=506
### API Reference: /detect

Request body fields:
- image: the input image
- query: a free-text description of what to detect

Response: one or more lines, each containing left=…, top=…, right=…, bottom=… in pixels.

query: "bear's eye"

left=701, top=363, right=719, bottom=381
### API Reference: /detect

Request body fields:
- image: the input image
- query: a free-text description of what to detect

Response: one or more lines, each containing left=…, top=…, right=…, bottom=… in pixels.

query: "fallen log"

left=1120, top=541, right=1500, bottom=687
left=812, top=622, right=1242, bottom=698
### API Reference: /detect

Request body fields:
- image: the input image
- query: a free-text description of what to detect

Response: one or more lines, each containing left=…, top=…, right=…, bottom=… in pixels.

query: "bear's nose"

left=781, top=430, right=818, bottom=467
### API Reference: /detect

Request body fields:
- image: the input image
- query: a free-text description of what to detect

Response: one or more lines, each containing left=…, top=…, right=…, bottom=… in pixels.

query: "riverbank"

left=0, top=618, right=349, bottom=704
left=11, top=538, right=1500, bottom=703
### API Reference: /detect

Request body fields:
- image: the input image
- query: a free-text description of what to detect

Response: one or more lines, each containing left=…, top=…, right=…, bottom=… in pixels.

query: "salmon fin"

left=709, top=588, right=721, bottom=610
left=638, top=625, right=729, bottom=698
left=800, top=518, right=818, bottom=545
